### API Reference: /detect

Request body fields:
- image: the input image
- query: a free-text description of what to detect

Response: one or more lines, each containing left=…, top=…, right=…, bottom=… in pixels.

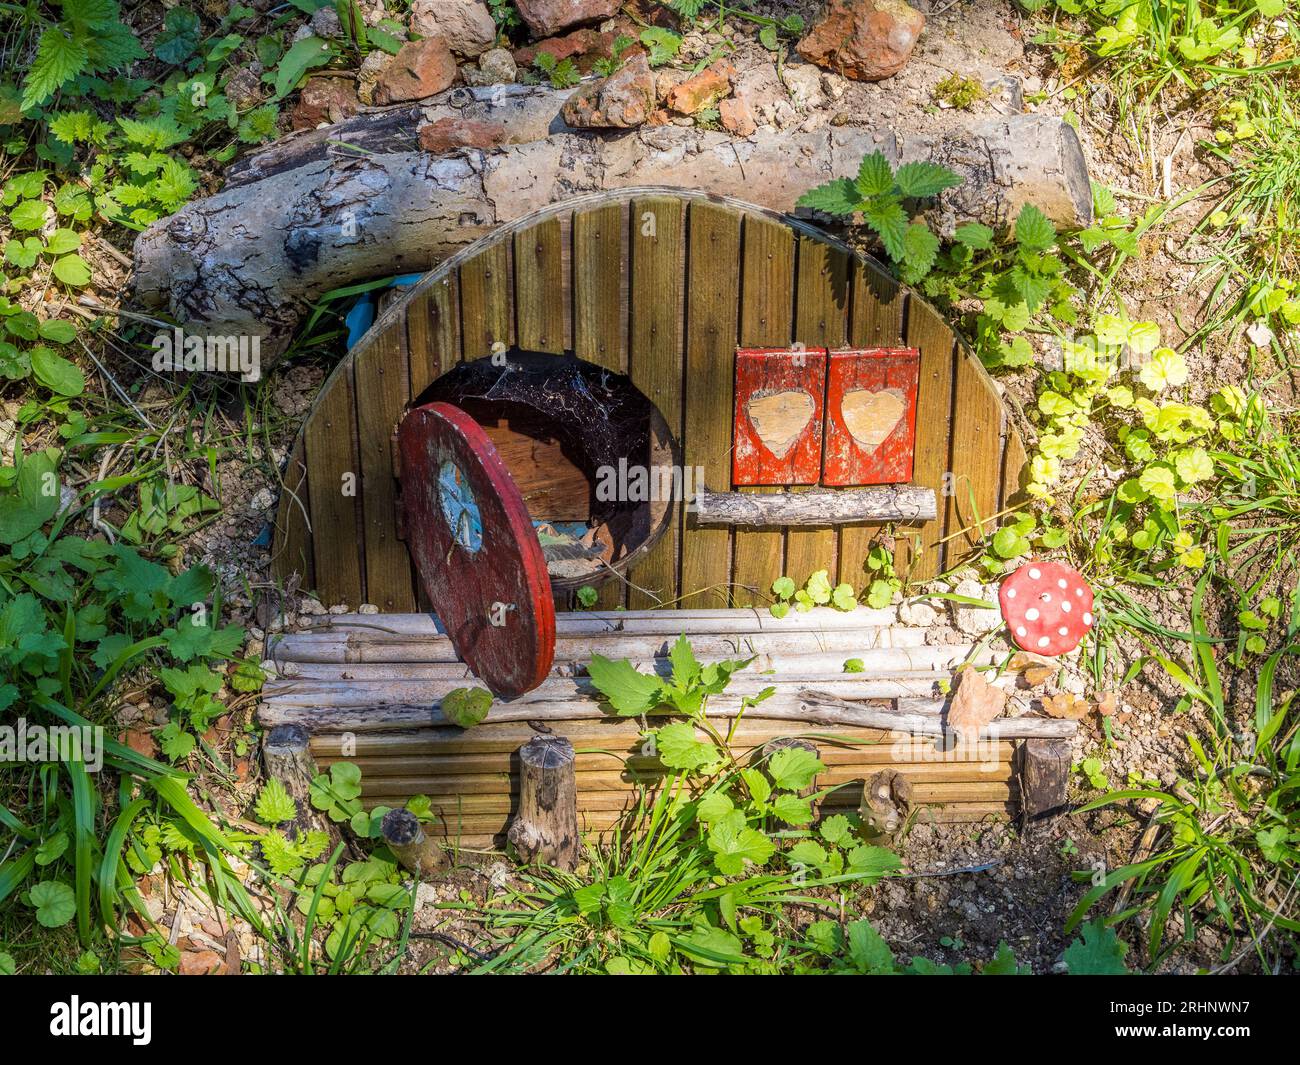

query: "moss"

left=934, top=73, right=987, bottom=110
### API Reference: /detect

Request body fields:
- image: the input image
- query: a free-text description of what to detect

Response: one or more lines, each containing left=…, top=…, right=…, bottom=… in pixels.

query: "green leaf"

left=1063, top=920, right=1130, bottom=974
left=668, top=633, right=701, bottom=690
left=639, top=27, right=681, bottom=66
left=892, top=160, right=962, bottom=198
left=272, top=37, right=335, bottom=101
left=954, top=222, right=994, bottom=249
left=0, top=452, right=61, bottom=545
left=845, top=845, right=902, bottom=877
left=847, top=919, right=895, bottom=972
left=51, top=253, right=92, bottom=286
left=441, top=686, right=492, bottom=729
left=254, top=777, right=297, bottom=824
left=31, top=346, right=85, bottom=396
left=843, top=657, right=865, bottom=673
left=655, top=721, right=718, bottom=771
left=771, top=576, right=796, bottom=599
left=1013, top=203, right=1056, bottom=252
left=4, top=237, right=42, bottom=269
left=37, top=318, right=77, bottom=345
left=771, top=792, right=813, bottom=825
left=830, top=582, right=857, bottom=611
left=9, top=199, right=48, bottom=231
left=22, top=29, right=89, bottom=110
left=587, top=654, right=662, bottom=715
left=862, top=197, right=909, bottom=261
left=154, top=8, right=201, bottom=65
left=707, top=811, right=775, bottom=875
left=855, top=151, right=894, bottom=198
left=768, top=746, right=824, bottom=791
left=29, top=880, right=76, bottom=928
left=796, top=177, right=862, bottom=216
left=900, top=222, right=939, bottom=277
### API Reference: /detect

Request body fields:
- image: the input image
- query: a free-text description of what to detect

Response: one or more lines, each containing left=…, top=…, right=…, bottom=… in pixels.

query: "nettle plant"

left=797, top=151, right=962, bottom=285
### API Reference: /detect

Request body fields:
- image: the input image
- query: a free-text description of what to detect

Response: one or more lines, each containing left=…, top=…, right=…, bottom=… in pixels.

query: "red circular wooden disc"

left=397, top=401, right=555, bottom=698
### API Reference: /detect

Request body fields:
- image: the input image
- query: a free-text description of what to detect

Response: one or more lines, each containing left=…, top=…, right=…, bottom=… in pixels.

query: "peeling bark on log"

left=132, top=109, right=1090, bottom=362
left=694, top=486, right=937, bottom=525
left=507, top=735, right=579, bottom=870
left=1019, top=737, right=1071, bottom=817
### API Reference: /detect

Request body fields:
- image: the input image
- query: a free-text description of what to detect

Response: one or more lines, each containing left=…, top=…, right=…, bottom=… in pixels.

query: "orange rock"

left=665, top=62, right=734, bottom=115
left=374, top=37, right=458, bottom=105
left=796, top=0, right=925, bottom=82
left=719, top=97, right=756, bottom=136
left=290, top=76, right=361, bottom=131
left=418, top=117, right=510, bottom=153
left=178, top=949, right=226, bottom=976
left=561, top=54, right=655, bottom=128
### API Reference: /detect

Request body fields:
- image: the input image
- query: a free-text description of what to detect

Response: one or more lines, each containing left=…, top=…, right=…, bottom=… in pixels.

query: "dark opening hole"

left=415, top=351, right=678, bottom=588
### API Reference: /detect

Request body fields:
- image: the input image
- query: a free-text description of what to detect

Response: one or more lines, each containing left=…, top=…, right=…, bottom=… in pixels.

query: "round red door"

left=397, top=401, right=555, bottom=698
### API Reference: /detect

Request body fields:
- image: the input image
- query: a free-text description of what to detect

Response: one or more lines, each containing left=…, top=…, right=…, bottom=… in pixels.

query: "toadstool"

left=999, top=560, right=1094, bottom=656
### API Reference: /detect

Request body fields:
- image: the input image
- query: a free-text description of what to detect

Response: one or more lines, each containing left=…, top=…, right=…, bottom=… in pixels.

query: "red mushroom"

left=999, top=560, right=1094, bottom=656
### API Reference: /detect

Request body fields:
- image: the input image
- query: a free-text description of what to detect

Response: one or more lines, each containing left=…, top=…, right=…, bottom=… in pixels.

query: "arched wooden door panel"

left=270, top=188, right=1026, bottom=612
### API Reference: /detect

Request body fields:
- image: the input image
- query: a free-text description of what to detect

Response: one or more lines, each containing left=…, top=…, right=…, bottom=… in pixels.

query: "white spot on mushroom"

left=1058, top=627, right=1068, bottom=636
left=1037, top=636, right=1050, bottom=648
left=1006, top=588, right=1016, bottom=599
left=1028, top=567, right=1041, bottom=579
left=1025, top=608, right=1039, bottom=621
left=1061, top=601, right=1071, bottom=612
left=1016, top=626, right=1026, bottom=637
left=1075, top=587, right=1084, bottom=597
left=1083, top=612, right=1093, bottom=626
left=1043, top=593, right=1052, bottom=603
left=1057, top=578, right=1067, bottom=589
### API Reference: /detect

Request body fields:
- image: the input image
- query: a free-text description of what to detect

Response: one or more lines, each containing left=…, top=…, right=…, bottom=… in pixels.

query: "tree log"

left=1019, top=737, right=1071, bottom=817
left=261, top=724, right=341, bottom=847
left=131, top=109, right=1090, bottom=363
left=507, top=735, right=579, bottom=870
left=380, top=808, right=447, bottom=877
left=694, top=486, right=936, bottom=526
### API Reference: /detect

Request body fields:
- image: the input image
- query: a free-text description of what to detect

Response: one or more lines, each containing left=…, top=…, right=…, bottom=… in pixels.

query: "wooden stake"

left=507, top=735, right=580, bottom=871
left=262, top=724, right=340, bottom=846
left=1020, top=737, right=1071, bottom=817
left=380, top=808, right=446, bottom=878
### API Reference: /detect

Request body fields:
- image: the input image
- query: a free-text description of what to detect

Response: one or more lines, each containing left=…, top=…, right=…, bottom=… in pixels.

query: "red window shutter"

left=732, top=348, right=827, bottom=486
left=822, top=347, right=920, bottom=486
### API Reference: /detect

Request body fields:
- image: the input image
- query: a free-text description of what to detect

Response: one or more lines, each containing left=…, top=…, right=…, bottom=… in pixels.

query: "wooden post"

left=380, top=809, right=446, bottom=878
left=262, top=724, right=339, bottom=846
left=507, top=735, right=579, bottom=870
left=1020, top=738, right=1071, bottom=817
left=859, top=768, right=913, bottom=843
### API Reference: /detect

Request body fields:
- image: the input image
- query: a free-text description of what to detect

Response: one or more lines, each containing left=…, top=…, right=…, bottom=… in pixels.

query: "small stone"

left=356, top=49, right=395, bottom=105
left=249, top=487, right=275, bottom=512
left=418, top=116, right=509, bottom=152
left=898, top=599, right=939, bottom=627
left=290, top=76, right=362, bottom=130
left=310, top=6, right=342, bottom=37
left=410, top=0, right=496, bottom=57
left=328, top=604, right=350, bottom=614
left=796, top=0, right=926, bottom=82
left=514, top=0, right=619, bottom=37
left=358, top=603, right=381, bottom=615
left=297, top=597, right=327, bottom=616
left=950, top=577, right=994, bottom=636
left=477, top=46, right=518, bottom=83
left=718, top=96, right=755, bottom=136
left=224, top=65, right=263, bottom=110
left=373, top=36, right=458, bottom=105
left=561, top=53, right=654, bottom=128
left=665, top=61, right=734, bottom=115
left=178, top=949, right=226, bottom=976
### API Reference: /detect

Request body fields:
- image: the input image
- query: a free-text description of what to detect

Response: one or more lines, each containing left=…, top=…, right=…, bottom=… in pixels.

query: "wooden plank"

left=680, top=202, right=741, bottom=607
left=572, top=203, right=627, bottom=609
left=732, top=349, right=826, bottom=485
left=627, top=196, right=685, bottom=609
left=1001, top=425, right=1030, bottom=510
left=901, top=299, right=956, bottom=580
left=513, top=216, right=566, bottom=354
left=353, top=325, right=415, bottom=612
left=458, top=240, right=512, bottom=359
left=840, top=261, right=906, bottom=587
left=270, top=438, right=313, bottom=590
left=786, top=236, right=849, bottom=590
left=945, top=352, right=1003, bottom=561
left=407, top=275, right=460, bottom=396
left=304, top=367, right=364, bottom=607
left=572, top=202, right=627, bottom=371
left=733, top=215, right=795, bottom=606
